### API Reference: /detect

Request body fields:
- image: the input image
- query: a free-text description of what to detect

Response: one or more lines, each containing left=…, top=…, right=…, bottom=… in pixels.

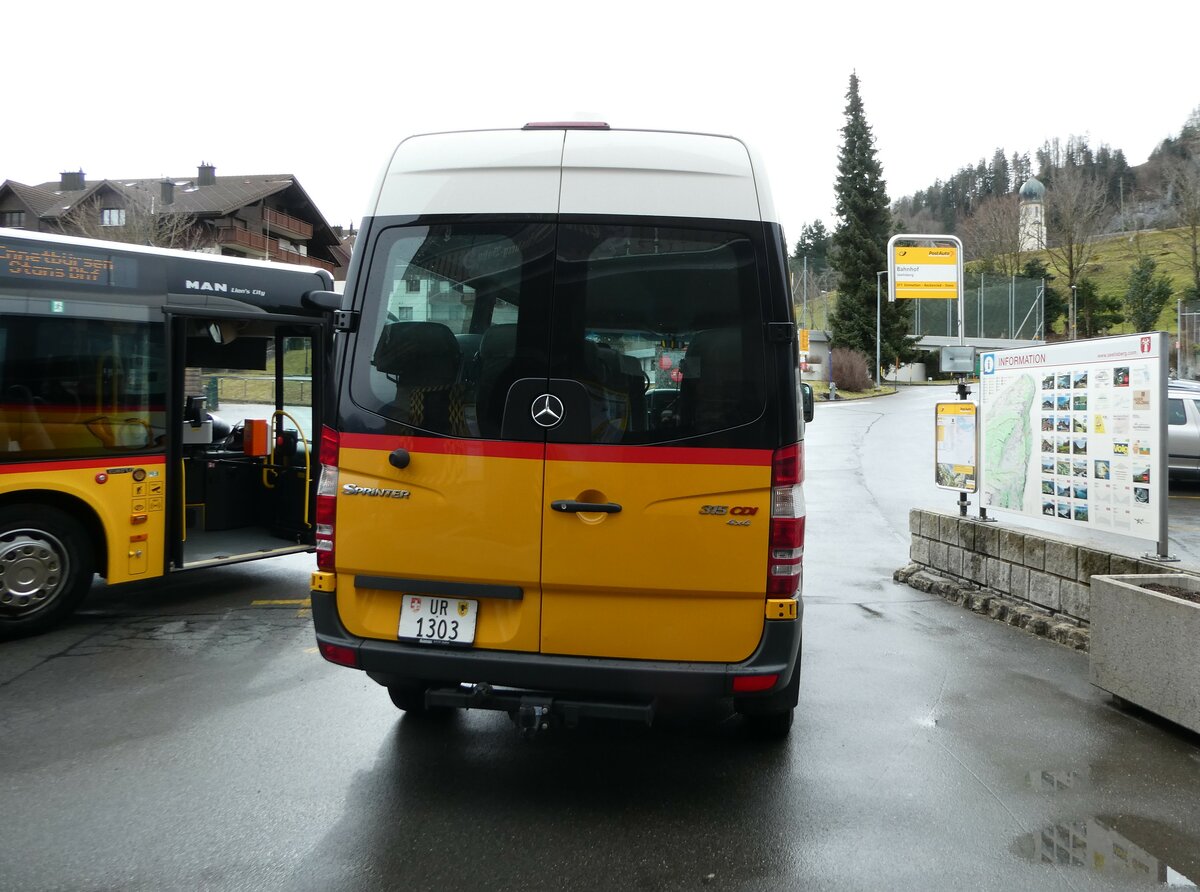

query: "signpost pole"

left=875, top=270, right=885, bottom=389
left=891, top=235, right=969, bottom=517
left=958, top=246, right=966, bottom=346
left=1153, top=331, right=1175, bottom=561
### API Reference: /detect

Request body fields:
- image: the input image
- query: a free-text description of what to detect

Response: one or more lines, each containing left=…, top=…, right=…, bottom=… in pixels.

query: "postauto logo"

left=982, top=353, right=996, bottom=375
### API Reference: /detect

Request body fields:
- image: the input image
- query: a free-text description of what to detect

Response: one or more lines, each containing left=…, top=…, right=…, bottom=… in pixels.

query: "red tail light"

left=318, top=641, right=358, bottom=668
left=732, top=673, right=779, bottom=693
left=315, top=425, right=339, bottom=570
left=768, top=442, right=805, bottom=596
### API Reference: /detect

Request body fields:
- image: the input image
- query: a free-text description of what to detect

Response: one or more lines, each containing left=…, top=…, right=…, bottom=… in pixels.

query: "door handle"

left=551, top=500, right=622, bottom=514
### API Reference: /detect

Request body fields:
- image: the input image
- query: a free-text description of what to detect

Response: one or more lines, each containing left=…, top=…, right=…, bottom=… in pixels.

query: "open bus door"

left=164, top=308, right=330, bottom=572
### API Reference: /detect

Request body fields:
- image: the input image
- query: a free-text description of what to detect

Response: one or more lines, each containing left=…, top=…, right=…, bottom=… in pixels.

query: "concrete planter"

left=1089, top=574, right=1200, bottom=735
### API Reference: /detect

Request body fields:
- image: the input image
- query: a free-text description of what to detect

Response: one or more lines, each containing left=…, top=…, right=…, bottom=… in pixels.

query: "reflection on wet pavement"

left=66, top=609, right=309, bottom=655
left=1015, top=796, right=1199, bottom=886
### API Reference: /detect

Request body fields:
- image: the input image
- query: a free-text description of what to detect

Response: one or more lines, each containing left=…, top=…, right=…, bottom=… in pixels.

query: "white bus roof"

left=369, top=127, right=776, bottom=224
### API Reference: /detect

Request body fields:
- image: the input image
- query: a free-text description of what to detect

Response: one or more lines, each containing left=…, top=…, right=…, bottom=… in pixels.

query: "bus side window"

left=0, top=385, right=53, bottom=452
left=0, top=316, right=164, bottom=457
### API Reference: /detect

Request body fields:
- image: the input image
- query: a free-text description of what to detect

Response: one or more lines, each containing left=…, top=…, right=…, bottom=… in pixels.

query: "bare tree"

left=1168, top=156, right=1200, bottom=301
left=1044, top=167, right=1108, bottom=291
left=58, top=192, right=211, bottom=251
left=959, top=193, right=1022, bottom=275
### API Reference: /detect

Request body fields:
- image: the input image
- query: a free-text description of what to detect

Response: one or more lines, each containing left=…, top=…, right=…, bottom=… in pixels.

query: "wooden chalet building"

left=0, top=163, right=349, bottom=278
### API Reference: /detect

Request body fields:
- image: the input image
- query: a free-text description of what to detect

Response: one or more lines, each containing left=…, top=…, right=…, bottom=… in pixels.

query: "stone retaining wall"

left=897, top=508, right=1197, bottom=651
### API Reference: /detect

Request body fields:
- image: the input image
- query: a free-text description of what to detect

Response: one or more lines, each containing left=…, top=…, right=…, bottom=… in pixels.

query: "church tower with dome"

left=1018, top=176, right=1046, bottom=251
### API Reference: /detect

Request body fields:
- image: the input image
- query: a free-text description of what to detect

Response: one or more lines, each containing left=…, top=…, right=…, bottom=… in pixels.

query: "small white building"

left=1018, top=176, right=1046, bottom=252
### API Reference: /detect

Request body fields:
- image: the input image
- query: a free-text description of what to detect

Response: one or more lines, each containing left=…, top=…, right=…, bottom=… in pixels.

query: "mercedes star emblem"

left=531, top=393, right=565, bottom=428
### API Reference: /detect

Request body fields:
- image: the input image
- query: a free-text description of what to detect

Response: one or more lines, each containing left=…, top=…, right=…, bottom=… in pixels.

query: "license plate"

left=398, top=595, right=477, bottom=644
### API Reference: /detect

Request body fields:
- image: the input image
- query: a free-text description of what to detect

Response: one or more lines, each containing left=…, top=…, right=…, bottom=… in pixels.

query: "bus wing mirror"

left=208, top=320, right=239, bottom=345
left=303, top=290, right=342, bottom=312
left=800, top=382, right=814, bottom=423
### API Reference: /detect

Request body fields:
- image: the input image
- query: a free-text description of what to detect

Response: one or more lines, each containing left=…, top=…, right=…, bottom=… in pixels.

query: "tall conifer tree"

left=829, top=72, right=914, bottom=369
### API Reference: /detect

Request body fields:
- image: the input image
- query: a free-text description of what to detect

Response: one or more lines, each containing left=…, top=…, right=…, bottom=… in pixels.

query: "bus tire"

left=743, top=706, right=795, bottom=739
left=387, top=682, right=431, bottom=713
left=387, top=682, right=455, bottom=717
left=0, top=505, right=95, bottom=640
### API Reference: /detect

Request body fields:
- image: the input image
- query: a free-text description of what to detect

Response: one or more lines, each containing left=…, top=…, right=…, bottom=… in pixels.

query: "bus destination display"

left=0, top=240, right=134, bottom=287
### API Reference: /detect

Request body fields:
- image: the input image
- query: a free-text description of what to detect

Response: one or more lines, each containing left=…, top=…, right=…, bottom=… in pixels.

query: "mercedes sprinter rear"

left=310, top=124, right=812, bottom=736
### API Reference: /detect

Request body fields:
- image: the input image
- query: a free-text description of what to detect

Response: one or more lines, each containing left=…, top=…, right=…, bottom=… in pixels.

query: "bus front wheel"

left=0, top=506, right=94, bottom=640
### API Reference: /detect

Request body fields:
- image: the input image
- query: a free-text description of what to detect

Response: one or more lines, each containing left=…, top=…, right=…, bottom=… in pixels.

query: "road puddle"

left=1014, top=815, right=1199, bottom=886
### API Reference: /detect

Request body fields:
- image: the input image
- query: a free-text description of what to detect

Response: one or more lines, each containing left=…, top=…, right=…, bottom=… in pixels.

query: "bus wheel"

left=743, top=707, right=795, bottom=739
left=0, top=506, right=95, bottom=640
left=387, top=682, right=454, bottom=718
left=388, top=683, right=428, bottom=713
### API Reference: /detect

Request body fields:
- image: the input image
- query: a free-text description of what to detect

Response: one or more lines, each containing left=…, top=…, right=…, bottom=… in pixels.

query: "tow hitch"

left=425, top=683, right=654, bottom=738
left=516, top=699, right=553, bottom=739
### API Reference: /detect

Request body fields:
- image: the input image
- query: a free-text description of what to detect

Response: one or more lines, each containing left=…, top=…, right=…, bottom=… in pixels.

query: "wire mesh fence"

left=793, top=273, right=1046, bottom=343
left=908, top=273, right=1045, bottom=341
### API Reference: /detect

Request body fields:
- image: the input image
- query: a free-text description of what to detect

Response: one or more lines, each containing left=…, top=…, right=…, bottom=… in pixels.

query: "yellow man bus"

left=0, top=229, right=336, bottom=638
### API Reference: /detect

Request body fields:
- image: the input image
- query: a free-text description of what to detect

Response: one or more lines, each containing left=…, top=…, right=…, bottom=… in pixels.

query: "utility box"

left=244, top=418, right=269, bottom=456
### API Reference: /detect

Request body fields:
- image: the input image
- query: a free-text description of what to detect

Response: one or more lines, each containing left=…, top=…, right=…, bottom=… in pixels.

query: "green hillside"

left=797, top=226, right=1199, bottom=337
left=1013, top=225, right=1197, bottom=333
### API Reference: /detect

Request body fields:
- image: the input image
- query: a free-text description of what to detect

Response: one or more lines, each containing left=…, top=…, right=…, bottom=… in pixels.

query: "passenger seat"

left=372, top=321, right=466, bottom=435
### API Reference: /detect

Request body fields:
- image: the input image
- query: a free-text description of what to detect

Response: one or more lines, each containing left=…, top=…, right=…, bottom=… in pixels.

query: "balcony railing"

left=263, top=207, right=313, bottom=240
left=216, top=227, right=335, bottom=273
left=270, top=250, right=335, bottom=273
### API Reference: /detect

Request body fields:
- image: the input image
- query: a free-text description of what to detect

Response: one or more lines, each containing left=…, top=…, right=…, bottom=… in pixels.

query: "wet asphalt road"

left=2, top=386, right=1200, bottom=891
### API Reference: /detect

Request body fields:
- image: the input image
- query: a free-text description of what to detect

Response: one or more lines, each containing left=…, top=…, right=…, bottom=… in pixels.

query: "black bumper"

left=310, top=589, right=802, bottom=701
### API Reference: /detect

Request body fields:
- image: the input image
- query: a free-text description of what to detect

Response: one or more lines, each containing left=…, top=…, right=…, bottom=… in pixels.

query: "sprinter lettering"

left=342, top=484, right=411, bottom=499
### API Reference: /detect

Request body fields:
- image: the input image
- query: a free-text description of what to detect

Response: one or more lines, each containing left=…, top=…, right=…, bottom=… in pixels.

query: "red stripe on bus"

left=337, top=433, right=769, bottom=466
left=546, top=444, right=771, bottom=466
left=0, top=454, right=166, bottom=474
left=339, top=433, right=543, bottom=461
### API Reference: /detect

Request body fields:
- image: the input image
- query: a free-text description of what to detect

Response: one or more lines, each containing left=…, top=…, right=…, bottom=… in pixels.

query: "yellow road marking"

left=304, top=646, right=319, bottom=654
left=252, top=599, right=308, bottom=606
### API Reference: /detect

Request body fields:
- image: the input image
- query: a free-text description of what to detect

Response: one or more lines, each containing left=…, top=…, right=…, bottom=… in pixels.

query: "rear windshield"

left=349, top=223, right=555, bottom=439
left=553, top=223, right=766, bottom=444
left=349, top=222, right=765, bottom=444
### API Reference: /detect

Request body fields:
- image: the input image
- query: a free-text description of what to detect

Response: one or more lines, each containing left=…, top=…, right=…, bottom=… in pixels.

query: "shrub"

left=830, top=347, right=873, bottom=392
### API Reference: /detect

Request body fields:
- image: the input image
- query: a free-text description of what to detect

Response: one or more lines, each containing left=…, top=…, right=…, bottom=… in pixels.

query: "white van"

left=310, top=123, right=813, bottom=736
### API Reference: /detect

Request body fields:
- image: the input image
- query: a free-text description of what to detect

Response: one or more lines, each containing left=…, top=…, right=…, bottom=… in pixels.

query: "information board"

left=978, top=333, right=1167, bottom=547
left=935, top=402, right=978, bottom=492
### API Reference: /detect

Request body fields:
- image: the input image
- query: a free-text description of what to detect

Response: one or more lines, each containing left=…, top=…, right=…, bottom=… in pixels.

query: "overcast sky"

left=4, top=1, right=1196, bottom=248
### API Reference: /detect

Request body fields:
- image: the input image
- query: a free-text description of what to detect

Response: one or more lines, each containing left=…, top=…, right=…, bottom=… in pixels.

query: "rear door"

left=539, top=222, right=775, bottom=662
left=335, top=222, right=555, bottom=652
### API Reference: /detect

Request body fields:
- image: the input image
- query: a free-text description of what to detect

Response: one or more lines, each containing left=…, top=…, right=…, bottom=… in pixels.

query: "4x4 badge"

left=531, top=394, right=564, bottom=428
